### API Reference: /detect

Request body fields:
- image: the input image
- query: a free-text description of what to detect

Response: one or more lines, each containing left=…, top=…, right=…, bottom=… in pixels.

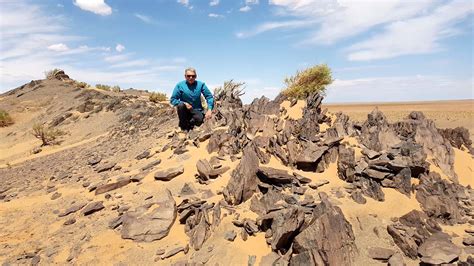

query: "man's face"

left=185, top=71, right=196, bottom=84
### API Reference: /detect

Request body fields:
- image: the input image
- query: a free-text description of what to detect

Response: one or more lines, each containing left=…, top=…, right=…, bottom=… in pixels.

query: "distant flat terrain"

left=324, top=99, right=474, bottom=139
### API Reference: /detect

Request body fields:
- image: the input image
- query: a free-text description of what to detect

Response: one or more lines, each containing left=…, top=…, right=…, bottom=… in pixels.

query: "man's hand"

left=184, top=102, right=192, bottom=110
left=205, top=110, right=212, bottom=120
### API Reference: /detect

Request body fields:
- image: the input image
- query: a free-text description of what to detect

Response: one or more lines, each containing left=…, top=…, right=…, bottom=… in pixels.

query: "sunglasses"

left=186, top=75, right=196, bottom=78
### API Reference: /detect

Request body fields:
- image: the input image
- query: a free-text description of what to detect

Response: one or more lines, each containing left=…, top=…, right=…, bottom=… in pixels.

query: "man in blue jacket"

left=170, top=67, right=214, bottom=131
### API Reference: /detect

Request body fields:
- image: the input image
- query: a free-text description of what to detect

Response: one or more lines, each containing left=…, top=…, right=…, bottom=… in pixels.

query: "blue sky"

left=1, top=0, right=473, bottom=103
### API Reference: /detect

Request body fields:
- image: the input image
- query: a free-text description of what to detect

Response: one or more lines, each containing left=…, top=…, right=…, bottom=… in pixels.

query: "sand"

left=1, top=98, right=473, bottom=265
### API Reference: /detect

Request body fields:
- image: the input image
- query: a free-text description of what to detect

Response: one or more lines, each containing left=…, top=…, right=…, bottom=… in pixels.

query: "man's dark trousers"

left=177, top=103, right=204, bottom=131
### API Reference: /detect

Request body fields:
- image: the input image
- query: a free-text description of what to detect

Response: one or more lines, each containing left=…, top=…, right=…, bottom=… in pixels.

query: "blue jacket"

left=170, top=80, right=214, bottom=111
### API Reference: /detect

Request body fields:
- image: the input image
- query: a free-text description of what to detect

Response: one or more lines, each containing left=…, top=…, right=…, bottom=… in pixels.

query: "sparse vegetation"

left=214, top=80, right=246, bottom=100
left=111, top=85, right=121, bottom=92
left=95, top=84, right=111, bottom=91
left=44, top=68, right=64, bottom=79
left=0, top=109, right=14, bottom=127
left=74, top=81, right=90, bottom=89
left=32, top=123, right=66, bottom=146
left=149, top=92, right=168, bottom=102
left=282, top=64, right=333, bottom=99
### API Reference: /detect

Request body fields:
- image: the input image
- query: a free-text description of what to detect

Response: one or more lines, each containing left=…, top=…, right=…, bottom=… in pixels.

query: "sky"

left=0, top=0, right=473, bottom=103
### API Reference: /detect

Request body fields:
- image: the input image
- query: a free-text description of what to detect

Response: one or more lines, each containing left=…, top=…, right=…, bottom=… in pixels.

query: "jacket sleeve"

left=201, top=83, right=214, bottom=110
left=170, top=84, right=182, bottom=106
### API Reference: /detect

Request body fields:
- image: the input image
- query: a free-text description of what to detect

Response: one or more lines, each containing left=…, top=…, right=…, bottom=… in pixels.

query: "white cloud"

left=209, top=13, right=224, bottom=18
left=177, top=0, right=193, bottom=9
left=47, top=43, right=69, bottom=52
left=209, top=0, right=219, bottom=6
left=241, top=0, right=473, bottom=61
left=239, top=6, right=251, bottom=12
left=236, top=20, right=308, bottom=38
left=73, top=0, right=112, bottom=16
left=115, top=44, right=125, bottom=52
left=347, top=1, right=473, bottom=61
left=134, top=13, right=156, bottom=24
left=325, top=75, right=474, bottom=103
left=246, top=0, right=259, bottom=4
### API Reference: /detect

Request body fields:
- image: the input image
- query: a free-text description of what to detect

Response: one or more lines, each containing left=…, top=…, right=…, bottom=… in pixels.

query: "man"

left=170, top=68, right=214, bottom=131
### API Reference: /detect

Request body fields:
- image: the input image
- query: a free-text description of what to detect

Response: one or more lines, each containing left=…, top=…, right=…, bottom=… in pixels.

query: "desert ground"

left=324, top=100, right=474, bottom=140
left=0, top=75, right=473, bottom=265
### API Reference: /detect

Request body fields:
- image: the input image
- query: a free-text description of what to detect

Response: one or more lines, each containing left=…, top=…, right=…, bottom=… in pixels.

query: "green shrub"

left=32, top=123, right=66, bottom=146
left=44, top=68, right=63, bottom=79
left=96, top=84, right=111, bottom=91
left=282, top=64, right=333, bottom=100
left=0, top=109, right=14, bottom=127
left=149, top=92, right=167, bottom=102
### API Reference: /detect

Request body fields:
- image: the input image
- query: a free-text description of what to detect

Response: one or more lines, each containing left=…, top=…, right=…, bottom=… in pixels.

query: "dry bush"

left=44, top=68, right=63, bottom=79
left=282, top=64, right=333, bottom=100
left=32, top=123, right=66, bottom=146
left=111, top=85, right=121, bottom=92
left=96, top=84, right=111, bottom=91
left=0, top=109, right=14, bottom=127
left=74, top=81, right=90, bottom=89
left=213, top=80, right=245, bottom=101
left=149, top=92, right=167, bottom=102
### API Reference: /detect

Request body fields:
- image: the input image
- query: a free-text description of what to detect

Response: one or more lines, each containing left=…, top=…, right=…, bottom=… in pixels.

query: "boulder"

left=418, top=232, right=461, bottom=264
left=121, top=189, right=176, bottom=242
left=223, top=144, right=260, bottom=205
left=154, top=166, right=184, bottom=181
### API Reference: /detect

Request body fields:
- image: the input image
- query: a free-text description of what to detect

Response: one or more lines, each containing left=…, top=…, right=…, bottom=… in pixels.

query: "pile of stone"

left=177, top=199, right=222, bottom=250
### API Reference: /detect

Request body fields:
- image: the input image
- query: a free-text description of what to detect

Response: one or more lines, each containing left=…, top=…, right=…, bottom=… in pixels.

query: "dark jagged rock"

left=416, top=172, right=470, bottom=225
left=154, top=166, right=184, bottom=181
left=95, top=162, right=116, bottom=173
left=58, top=202, right=87, bottom=217
left=135, top=150, right=150, bottom=160
left=224, top=143, right=260, bottom=205
left=299, top=92, right=325, bottom=142
left=387, top=210, right=441, bottom=259
left=418, top=232, right=461, bottom=264
left=439, top=126, right=473, bottom=153
left=332, top=112, right=355, bottom=137
left=257, top=166, right=296, bottom=186
left=295, top=144, right=328, bottom=172
left=338, top=145, right=356, bottom=182
left=95, top=179, right=131, bottom=195
left=121, top=189, right=176, bottom=242
left=291, top=193, right=356, bottom=266
left=196, top=159, right=230, bottom=182
left=141, top=159, right=161, bottom=171
left=259, top=206, right=305, bottom=252
left=81, top=201, right=105, bottom=216
left=177, top=199, right=220, bottom=250
left=359, top=176, right=385, bottom=201
left=350, top=190, right=367, bottom=204
left=393, top=111, right=458, bottom=180
left=359, top=108, right=400, bottom=152
left=380, top=167, right=412, bottom=196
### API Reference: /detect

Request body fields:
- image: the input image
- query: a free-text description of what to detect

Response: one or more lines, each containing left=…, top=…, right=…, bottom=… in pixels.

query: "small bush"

left=44, top=68, right=63, bottom=79
left=282, top=64, right=333, bottom=100
left=0, top=109, right=14, bottom=127
left=96, top=84, right=111, bottom=91
left=149, top=92, right=167, bottom=102
left=32, top=123, right=66, bottom=146
left=111, top=85, right=121, bottom=92
left=75, top=81, right=89, bottom=89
